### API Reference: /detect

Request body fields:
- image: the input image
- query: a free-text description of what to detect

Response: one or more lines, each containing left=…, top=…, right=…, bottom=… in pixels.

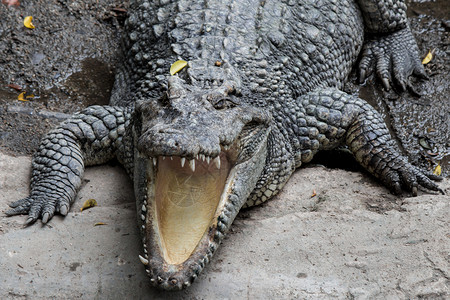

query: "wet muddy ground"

left=0, top=0, right=448, bottom=176
left=0, top=0, right=125, bottom=152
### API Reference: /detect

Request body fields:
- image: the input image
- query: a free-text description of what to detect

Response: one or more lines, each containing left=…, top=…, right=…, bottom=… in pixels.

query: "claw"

left=398, top=79, right=406, bottom=92
left=381, top=78, right=390, bottom=90
left=413, top=64, right=429, bottom=80
left=392, top=182, right=402, bottom=195
left=359, top=69, right=366, bottom=83
left=411, top=186, right=418, bottom=197
left=42, top=212, right=50, bottom=223
left=25, top=217, right=36, bottom=226
left=60, top=204, right=68, bottom=216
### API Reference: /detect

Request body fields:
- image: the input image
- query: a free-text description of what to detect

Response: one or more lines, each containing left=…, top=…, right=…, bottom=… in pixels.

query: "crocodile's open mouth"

left=133, top=95, right=272, bottom=289
left=135, top=139, right=260, bottom=289
left=134, top=124, right=269, bottom=290
left=154, top=151, right=232, bottom=265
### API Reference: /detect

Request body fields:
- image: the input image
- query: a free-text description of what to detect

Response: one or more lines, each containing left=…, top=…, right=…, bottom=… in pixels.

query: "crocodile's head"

left=132, top=75, right=271, bottom=290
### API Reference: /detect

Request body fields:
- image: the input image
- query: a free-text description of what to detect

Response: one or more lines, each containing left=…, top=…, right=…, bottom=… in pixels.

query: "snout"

left=137, top=124, right=222, bottom=159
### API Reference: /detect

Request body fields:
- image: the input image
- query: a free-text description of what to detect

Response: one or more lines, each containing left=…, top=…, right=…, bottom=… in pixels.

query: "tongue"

left=155, top=154, right=230, bottom=265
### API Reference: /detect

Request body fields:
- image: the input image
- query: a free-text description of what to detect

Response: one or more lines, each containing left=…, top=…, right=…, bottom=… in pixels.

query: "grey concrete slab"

left=0, top=152, right=449, bottom=299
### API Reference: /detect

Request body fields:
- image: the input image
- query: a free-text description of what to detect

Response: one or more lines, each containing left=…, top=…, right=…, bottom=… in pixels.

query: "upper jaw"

left=136, top=105, right=270, bottom=160
left=133, top=124, right=270, bottom=290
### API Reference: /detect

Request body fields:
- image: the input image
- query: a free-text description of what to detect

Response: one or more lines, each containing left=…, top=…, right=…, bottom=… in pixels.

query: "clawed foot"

left=382, top=157, right=444, bottom=196
left=359, top=27, right=428, bottom=93
left=6, top=195, right=70, bottom=225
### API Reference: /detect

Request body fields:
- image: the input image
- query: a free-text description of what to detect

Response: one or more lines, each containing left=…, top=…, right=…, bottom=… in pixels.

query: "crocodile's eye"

left=212, top=97, right=238, bottom=110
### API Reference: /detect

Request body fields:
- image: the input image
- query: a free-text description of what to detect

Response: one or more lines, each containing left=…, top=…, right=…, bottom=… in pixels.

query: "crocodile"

left=6, top=0, right=443, bottom=291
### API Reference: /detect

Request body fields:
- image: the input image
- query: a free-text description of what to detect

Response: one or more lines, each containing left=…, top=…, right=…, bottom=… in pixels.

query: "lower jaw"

left=135, top=152, right=236, bottom=290
left=154, top=153, right=231, bottom=265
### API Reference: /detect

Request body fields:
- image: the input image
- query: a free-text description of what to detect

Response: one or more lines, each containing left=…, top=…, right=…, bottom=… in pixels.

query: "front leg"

left=6, top=106, right=133, bottom=224
left=357, top=0, right=427, bottom=91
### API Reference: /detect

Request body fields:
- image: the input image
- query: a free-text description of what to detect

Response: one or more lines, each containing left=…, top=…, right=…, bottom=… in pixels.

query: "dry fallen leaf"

left=8, top=83, right=22, bottom=91
left=433, top=164, right=442, bottom=176
left=2, top=0, right=20, bottom=6
left=2, top=0, right=20, bottom=7
left=94, top=222, right=107, bottom=226
left=170, top=60, right=187, bottom=75
left=80, top=198, right=97, bottom=212
left=23, top=16, right=35, bottom=29
left=17, top=92, right=27, bottom=101
left=422, top=49, right=435, bottom=65
left=111, top=7, right=127, bottom=13
left=17, top=91, right=34, bottom=101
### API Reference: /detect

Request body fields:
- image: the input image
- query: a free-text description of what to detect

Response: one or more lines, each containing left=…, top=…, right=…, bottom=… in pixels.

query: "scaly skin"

left=357, top=0, right=428, bottom=90
left=7, top=106, right=134, bottom=223
left=6, top=0, right=442, bottom=290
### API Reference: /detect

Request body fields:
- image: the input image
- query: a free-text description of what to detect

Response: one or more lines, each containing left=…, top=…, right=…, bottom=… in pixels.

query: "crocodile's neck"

left=118, top=0, right=269, bottom=103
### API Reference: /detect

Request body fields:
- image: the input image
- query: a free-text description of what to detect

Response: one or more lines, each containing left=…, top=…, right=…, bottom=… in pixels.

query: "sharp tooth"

left=189, top=159, right=195, bottom=172
left=139, top=255, right=149, bottom=265
left=206, top=156, right=211, bottom=164
left=141, top=204, right=146, bottom=212
left=196, top=154, right=199, bottom=160
left=153, top=157, right=157, bottom=166
left=181, top=157, right=186, bottom=167
left=214, top=156, right=221, bottom=169
left=162, top=156, right=166, bottom=160
left=200, top=154, right=205, bottom=161
left=170, top=156, right=173, bottom=160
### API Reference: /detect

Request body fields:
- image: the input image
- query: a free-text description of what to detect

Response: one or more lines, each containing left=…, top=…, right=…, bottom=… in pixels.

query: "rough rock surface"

left=1, top=152, right=448, bottom=298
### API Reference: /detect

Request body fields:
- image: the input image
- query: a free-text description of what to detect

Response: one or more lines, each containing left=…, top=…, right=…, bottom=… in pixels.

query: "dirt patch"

left=0, top=0, right=127, bottom=154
